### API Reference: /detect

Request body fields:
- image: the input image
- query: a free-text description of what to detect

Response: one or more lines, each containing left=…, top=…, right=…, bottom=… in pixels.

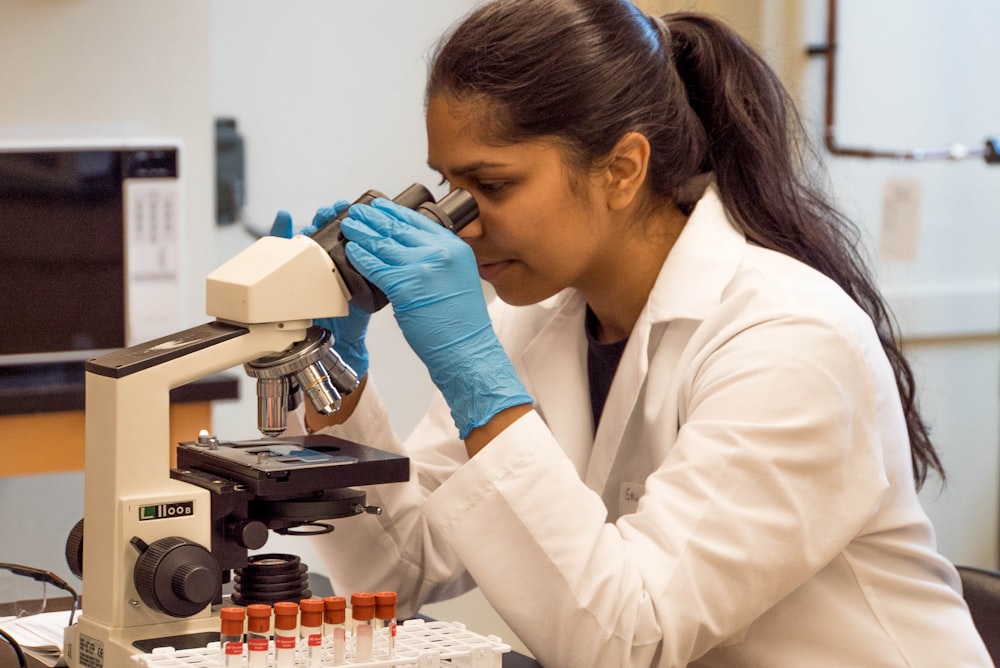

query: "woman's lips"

left=477, top=259, right=514, bottom=282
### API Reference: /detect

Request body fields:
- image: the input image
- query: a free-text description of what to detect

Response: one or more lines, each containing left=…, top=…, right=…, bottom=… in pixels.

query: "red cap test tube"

left=220, top=607, right=245, bottom=667
left=300, top=598, right=324, bottom=668
left=273, top=601, right=299, bottom=668
left=246, top=603, right=271, bottom=668
left=351, top=592, right=376, bottom=662
left=324, top=595, right=347, bottom=665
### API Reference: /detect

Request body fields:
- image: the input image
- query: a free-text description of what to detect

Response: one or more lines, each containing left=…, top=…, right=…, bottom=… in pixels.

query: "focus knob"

left=132, top=536, right=221, bottom=617
left=231, top=519, right=269, bottom=550
left=65, top=518, right=85, bottom=579
left=171, top=562, right=219, bottom=603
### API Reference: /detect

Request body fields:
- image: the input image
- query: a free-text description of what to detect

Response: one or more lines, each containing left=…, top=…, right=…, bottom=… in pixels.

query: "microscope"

left=62, top=184, right=477, bottom=667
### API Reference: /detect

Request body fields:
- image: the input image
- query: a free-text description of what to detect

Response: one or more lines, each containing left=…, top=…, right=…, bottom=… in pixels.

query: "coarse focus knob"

left=131, top=535, right=221, bottom=617
left=65, top=518, right=85, bottom=579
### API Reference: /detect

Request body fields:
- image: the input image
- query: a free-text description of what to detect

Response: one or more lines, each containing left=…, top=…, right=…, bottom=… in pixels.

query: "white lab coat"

left=311, top=186, right=991, bottom=667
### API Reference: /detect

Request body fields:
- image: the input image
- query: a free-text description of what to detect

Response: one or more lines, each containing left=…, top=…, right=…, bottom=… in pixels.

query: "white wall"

left=798, top=0, right=1000, bottom=568
left=0, top=0, right=213, bottom=586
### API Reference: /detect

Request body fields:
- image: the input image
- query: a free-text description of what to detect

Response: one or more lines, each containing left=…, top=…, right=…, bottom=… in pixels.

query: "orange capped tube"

left=351, top=592, right=376, bottom=662
left=246, top=603, right=271, bottom=668
left=375, top=591, right=398, bottom=658
left=323, top=596, right=347, bottom=665
left=300, top=598, right=324, bottom=668
left=273, top=601, right=299, bottom=668
left=220, top=607, right=245, bottom=667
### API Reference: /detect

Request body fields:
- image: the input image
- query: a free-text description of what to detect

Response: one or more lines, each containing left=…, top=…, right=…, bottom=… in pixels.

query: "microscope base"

left=65, top=612, right=221, bottom=667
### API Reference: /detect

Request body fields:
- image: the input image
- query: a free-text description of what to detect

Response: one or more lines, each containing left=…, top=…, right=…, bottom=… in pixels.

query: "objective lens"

left=244, top=327, right=360, bottom=436
left=255, top=377, right=289, bottom=437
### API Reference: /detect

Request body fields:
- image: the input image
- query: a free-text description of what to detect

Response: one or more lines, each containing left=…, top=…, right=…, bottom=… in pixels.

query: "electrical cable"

left=239, top=213, right=271, bottom=240
left=0, top=628, right=28, bottom=668
left=0, top=563, right=80, bottom=627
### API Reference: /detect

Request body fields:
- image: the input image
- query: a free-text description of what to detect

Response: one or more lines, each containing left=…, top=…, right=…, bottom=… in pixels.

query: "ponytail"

left=665, top=13, right=942, bottom=488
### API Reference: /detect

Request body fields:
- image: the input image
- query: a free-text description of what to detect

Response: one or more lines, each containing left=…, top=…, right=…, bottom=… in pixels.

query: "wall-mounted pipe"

left=810, top=0, right=998, bottom=164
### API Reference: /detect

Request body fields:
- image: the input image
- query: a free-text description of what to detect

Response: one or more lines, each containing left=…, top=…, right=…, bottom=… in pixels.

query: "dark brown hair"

left=427, top=0, right=942, bottom=488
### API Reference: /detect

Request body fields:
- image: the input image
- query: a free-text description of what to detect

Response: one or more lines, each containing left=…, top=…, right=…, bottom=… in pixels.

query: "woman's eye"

left=476, top=181, right=506, bottom=196
left=438, top=173, right=510, bottom=197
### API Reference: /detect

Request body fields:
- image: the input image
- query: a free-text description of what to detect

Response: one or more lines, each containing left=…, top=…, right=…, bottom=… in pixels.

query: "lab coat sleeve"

left=309, top=374, right=478, bottom=617
left=421, top=312, right=891, bottom=667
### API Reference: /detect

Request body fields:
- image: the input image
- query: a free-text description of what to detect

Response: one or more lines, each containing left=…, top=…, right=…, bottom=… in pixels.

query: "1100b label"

left=139, top=501, right=194, bottom=521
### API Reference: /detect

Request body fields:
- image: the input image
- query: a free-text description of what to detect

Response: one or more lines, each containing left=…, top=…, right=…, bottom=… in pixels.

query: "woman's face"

left=426, top=95, right=621, bottom=306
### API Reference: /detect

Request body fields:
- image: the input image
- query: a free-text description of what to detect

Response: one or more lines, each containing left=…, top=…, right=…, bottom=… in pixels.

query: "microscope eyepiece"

left=417, top=188, right=479, bottom=233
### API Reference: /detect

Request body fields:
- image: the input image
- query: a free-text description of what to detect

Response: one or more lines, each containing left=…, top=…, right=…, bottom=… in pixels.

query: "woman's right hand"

left=340, top=198, right=532, bottom=443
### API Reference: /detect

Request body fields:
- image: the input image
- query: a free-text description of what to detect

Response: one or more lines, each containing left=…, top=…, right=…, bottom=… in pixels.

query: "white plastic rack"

left=131, top=618, right=511, bottom=667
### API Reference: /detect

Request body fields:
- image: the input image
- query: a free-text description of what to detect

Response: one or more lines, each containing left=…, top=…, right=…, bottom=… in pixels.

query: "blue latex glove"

left=270, top=204, right=371, bottom=379
left=341, top=198, right=532, bottom=438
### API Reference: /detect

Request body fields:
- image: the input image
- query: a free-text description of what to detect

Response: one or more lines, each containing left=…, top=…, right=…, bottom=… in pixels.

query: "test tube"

left=273, top=601, right=299, bottom=668
left=299, top=598, right=324, bottom=668
left=246, top=603, right=272, bottom=668
left=323, top=595, right=347, bottom=665
left=220, top=607, right=245, bottom=667
left=374, top=591, right=398, bottom=659
left=351, top=592, right=376, bottom=662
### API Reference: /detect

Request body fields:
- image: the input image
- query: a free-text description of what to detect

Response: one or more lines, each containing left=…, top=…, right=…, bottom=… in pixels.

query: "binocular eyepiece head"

left=307, top=183, right=479, bottom=314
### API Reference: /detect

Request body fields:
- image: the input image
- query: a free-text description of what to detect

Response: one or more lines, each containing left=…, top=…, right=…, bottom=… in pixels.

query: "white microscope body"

left=64, top=234, right=351, bottom=667
left=62, top=184, right=476, bottom=667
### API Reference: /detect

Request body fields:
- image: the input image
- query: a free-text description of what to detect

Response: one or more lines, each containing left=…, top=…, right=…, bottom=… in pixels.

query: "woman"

left=280, top=1, right=991, bottom=665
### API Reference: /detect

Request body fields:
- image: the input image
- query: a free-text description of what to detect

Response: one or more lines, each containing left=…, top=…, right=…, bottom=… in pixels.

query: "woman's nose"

left=456, top=214, right=482, bottom=239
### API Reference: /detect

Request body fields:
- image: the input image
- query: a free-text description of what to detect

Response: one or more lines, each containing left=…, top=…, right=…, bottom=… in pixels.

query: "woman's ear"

left=603, top=131, right=650, bottom=210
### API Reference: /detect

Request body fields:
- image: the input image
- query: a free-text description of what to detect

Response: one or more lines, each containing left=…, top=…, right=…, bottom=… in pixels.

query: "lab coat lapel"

left=583, top=184, right=747, bottom=496
left=521, top=294, right=594, bottom=480
left=584, top=314, right=654, bottom=491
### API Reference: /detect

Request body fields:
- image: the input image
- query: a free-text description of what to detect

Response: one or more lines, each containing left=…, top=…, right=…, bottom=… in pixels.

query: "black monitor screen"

left=0, top=150, right=126, bottom=363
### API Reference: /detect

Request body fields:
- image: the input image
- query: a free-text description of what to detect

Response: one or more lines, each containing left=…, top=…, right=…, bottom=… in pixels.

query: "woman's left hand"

left=341, top=198, right=532, bottom=439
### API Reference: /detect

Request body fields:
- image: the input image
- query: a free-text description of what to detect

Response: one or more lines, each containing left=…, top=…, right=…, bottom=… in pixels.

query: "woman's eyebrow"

left=427, top=160, right=509, bottom=177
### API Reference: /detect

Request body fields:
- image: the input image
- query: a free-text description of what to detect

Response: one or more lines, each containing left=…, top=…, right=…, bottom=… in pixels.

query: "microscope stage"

left=174, top=434, right=409, bottom=498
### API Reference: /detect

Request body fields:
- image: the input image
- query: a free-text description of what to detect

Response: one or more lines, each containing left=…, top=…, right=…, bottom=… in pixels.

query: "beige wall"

left=633, top=0, right=807, bottom=100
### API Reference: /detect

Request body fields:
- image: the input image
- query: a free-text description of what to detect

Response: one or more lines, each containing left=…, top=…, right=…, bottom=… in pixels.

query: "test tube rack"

left=130, top=618, right=511, bottom=667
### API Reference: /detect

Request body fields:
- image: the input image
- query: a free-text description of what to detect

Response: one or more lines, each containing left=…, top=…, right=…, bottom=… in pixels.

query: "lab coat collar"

left=522, top=184, right=747, bottom=494
left=645, top=183, right=746, bottom=324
